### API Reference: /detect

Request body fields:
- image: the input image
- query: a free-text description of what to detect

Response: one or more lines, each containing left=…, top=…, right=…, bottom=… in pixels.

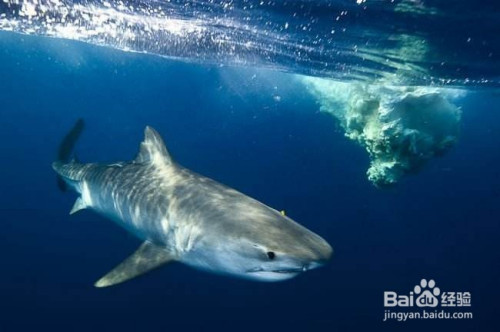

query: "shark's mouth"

left=245, top=268, right=304, bottom=281
left=247, top=267, right=305, bottom=274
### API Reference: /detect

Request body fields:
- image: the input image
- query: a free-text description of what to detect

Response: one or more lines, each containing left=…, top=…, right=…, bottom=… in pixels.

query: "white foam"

left=301, top=76, right=465, bottom=186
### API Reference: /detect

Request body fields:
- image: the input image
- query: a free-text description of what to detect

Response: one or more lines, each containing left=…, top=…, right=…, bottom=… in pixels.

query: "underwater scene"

left=0, top=0, right=499, bottom=331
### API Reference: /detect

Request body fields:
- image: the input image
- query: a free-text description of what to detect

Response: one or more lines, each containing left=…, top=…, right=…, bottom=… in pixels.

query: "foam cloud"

left=301, top=77, right=464, bottom=187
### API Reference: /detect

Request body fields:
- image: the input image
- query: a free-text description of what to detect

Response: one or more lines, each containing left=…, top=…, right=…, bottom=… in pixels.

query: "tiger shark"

left=53, top=121, right=332, bottom=287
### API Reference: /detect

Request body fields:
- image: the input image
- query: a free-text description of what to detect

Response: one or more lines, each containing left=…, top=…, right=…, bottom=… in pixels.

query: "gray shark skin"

left=53, top=126, right=332, bottom=287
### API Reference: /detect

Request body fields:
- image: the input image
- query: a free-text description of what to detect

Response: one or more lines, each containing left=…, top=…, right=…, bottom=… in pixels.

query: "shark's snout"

left=305, top=247, right=332, bottom=271
left=300, top=232, right=333, bottom=269
left=312, top=237, right=333, bottom=265
left=261, top=234, right=332, bottom=280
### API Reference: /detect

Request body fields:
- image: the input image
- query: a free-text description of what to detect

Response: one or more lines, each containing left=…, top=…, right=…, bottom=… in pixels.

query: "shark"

left=53, top=120, right=332, bottom=287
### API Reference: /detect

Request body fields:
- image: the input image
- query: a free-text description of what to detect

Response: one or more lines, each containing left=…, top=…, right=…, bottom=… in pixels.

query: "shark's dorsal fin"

left=94, top=242, right=175, bottom=288
left=135, top=126, right=172, bottom=164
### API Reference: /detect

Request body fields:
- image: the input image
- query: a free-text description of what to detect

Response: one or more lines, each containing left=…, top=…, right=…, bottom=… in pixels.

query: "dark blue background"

left=0, top=33, right=499, bottom=331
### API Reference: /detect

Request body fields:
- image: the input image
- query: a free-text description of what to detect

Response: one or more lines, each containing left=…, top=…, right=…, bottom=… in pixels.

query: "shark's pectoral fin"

left=94, top=242, right=174, bottom=288
left=69, top=197, right=87, bottom=215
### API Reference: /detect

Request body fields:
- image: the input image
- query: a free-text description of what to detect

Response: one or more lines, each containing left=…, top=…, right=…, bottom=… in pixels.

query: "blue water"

left=1, top=2, right=500, bottom=331
left=1, top=0, right=499, bottom=86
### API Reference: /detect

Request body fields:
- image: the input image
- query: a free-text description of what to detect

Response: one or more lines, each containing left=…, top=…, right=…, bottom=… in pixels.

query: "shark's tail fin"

left=56, top=119, right=85, bottom=191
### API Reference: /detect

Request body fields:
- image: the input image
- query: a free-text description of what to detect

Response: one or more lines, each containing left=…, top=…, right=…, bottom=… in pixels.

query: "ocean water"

left=1, top=1, right=499, bottom=331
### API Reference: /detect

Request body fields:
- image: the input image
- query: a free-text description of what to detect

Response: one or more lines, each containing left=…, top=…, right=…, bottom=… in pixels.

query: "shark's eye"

left=267, top=251, right=276, bottom=260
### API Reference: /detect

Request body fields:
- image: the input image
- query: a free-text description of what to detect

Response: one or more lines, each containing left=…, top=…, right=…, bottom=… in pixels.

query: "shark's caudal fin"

left=135, top=126, right=173, bottom=165
left=56, top=119, right=85, bottom=191
left=95, top=242, right=175, bottom=288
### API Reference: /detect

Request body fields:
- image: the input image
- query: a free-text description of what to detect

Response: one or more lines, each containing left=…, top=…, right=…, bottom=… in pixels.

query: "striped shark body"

left=53, top=123, right=332, bottom=287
